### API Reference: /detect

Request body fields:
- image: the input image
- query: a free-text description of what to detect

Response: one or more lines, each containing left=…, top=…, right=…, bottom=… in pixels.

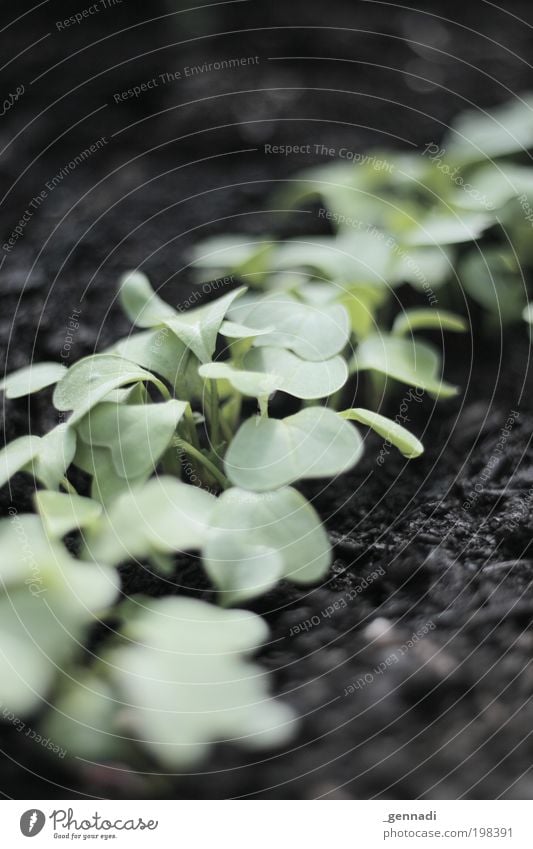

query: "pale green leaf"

left=0, top=436, right=41, bottom=488
left=191, top=236, right=275, bottom=283
left=72, top=438, right=147, bottom=506
left=0, top=362, right=67, bottom=399
left=337, top=284, right=387, bottom=339
left=404, top=212, right=492, bottom=246
left=84, top=476, right=217, bottom=566
left=0, top=427, right=76, bottom=491
left=449, top=163, right=533, bottom=211
left=164, top=287, right=246, bottom=364
left=446, top=95, right=533, bottom=161
left=0, top=514, right=118, bottom=715
left=199, top=362, right=280, bottom=399
left=388, top=245, right=452, bottom=290
left=225, top=407, right=363, bottom=491
left=53, top=355, right=168, bottom=423
left=244, top=347, right=348, bottom=399
left=459, top=249, right=525, bottom=321
left=110, top=596, right=295, bottom=766
left=219, top=320, right=274, bottom=339
left=118, top=270, right=176, bottom=328
left=272, top=233, right=392, bottom=285
left=109, top=328, right=189, bottom=387
left=203, top=487, right=331, bottom=605
left=230, top=293, right=350, bottom=361
left=31, top=423, right=76, bottom=490
left=219, top=319, right=277, bottom=364
left=35, top=491, right=102, bottom=538
left=392, top=308, right=468, bottom=336
left=296, top=281, right=341, bottom=306
left=340, top=408, right=424, bottom=458
left=40, top=671, right=124, bottom=761
left=77, top=400, right=186, bottom=479
left=354, top=334, right=458, bottom=398
left=102, top=383, right=149, bottom=405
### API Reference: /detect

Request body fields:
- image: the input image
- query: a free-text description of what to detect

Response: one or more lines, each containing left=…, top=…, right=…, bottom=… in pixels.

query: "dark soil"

left=1, top=0, right=533, bottom=799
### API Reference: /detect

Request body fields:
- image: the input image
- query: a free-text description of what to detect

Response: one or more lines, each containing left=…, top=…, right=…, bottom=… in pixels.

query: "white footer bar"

left=2, top=800, right=531, bottom=847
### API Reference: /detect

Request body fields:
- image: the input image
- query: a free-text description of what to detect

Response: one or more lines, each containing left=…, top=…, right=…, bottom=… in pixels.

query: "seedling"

left=1, top=265, right=461, bottom=765
left=193, top=96, right=533, bottom=327
left=16, top=93, right=533, bottom=768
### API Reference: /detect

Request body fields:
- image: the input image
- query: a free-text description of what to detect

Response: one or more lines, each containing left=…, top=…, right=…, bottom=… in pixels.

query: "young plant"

left=0, top=264, right=464, bottom=768
left=192, top=95, right=533, bottom=330
left=3, top=97, right=504, bottom=768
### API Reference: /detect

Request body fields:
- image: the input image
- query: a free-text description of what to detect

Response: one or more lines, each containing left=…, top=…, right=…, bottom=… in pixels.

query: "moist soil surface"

left=1, top=0, right=533, bottom=799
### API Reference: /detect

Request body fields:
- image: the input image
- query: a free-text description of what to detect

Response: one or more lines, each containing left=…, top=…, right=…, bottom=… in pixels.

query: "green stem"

left=329, top=387, right=344, bottom=411
left=370, top=371, right=386, bottom=410
left=259, top=395, right=269, bottom=417
left=176, top=440, right=229, bottom=490
left=183, top=404, right=201, bottom=450
left=60, top=477, right=78, bottom=495
left=155, top=379, right=172, bottom=402
left=220, top=415, right=233, bottom=443
left=206, top=380, right=221, bottom=447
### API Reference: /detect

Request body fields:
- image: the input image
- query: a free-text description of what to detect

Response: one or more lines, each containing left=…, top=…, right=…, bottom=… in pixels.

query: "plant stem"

left=259, top=395, right=269, bottom=417
left=60, top=477, right=78, bottom=495
left=220, top=416, right=233, bottom=443
left=329, top=387, right=344, bottom=411
left=176, top=440, right=229, bottom=490
left=206, top=380, right=221, bottom=447
left=155, top=380, right=172, bottom=402
left=183, top=404, right=201, bottom=450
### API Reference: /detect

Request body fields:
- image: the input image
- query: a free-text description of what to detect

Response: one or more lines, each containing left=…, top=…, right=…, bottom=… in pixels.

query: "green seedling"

left=0, top=514, right=118, bottom=715
left=9, top=92, right=524, bottom=768
left=42, top=596, right=295, bottom=767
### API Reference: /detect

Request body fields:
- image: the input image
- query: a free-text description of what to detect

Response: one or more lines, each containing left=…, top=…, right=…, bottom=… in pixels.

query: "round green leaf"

left=445, top=95, right=533, bottom=161
left=404, top=212, right=492, bottom=246
left=77, top=400, right=187, bottom=479
left=110, top=328, right=189, bottom=386
left=84, top=476, right=218, bottom=566
left=244, top=347, right=348, bottom=400
left=230, top=293, right=350, bottom=361
left=388, top=246, right=452, bottom=290
left=40, top=671, right=124, bottom=762
left=191, top=236, right=275, bottom=282
left=53, top=355, right=167, bottom=422
left=219, top=320, right=275, bottom=339
left=199, top=362, right=280, bottom=399
left=203, top=486, right=332, bottom=605
left=35, top=491, right=102, bottom=538
left=0, top=514, right=118, bottom=715
left=225, top=407, right=363, bottom=491
left=337, top=283, right=386, bottom=338
left=353, top=334, right=458, bottom=399
left=109, top=596, right=294, bottom=767
left=272, top=234, right=391, bottom=285
left=459, top=249, right=525, bottom=322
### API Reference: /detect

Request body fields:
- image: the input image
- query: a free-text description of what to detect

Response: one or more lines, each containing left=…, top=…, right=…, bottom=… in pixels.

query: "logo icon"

left=20, top=810, right=46, bottom=837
